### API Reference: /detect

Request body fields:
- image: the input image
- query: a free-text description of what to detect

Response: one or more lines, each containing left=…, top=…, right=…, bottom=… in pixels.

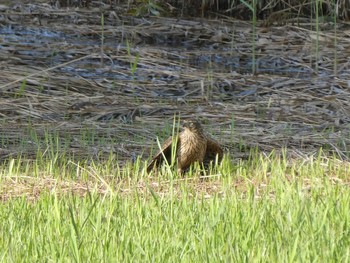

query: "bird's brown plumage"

left=147, top=120, right=223, bottom=174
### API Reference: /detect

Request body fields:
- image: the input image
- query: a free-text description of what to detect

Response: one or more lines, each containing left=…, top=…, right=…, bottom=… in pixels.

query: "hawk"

left=147, top=120, right=223, bottom=174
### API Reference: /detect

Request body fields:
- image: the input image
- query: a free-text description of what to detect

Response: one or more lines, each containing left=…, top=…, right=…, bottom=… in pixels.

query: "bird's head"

left=183, top=120, right=203, bottom=133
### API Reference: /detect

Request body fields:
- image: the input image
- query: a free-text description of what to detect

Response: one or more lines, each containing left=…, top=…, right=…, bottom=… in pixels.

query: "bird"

left=147, top=119, right=223, bottom=174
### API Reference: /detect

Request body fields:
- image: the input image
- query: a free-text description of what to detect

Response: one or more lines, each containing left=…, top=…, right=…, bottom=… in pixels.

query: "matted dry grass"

left=0, top=1, right=350, bottom=165
left=1, top=162, right=349, bottom=201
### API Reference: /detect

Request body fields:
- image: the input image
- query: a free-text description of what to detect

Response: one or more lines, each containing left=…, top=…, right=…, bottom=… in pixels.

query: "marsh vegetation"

left=0, top=0, right=349, bottom=261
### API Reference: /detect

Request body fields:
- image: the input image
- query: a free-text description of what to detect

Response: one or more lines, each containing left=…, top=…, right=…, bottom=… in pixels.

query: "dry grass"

left=0, top=2, right=349, bottom=164
left=45, top=0, right=350, bottom=21
left=1, top=156, right=349, bottom=201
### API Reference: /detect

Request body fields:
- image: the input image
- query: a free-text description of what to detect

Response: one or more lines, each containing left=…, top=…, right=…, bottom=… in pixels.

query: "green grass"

left=0, top=149, right=350, bottom=262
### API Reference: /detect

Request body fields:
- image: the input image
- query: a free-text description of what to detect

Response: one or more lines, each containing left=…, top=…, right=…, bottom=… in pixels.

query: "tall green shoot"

left=240, top=0, right=257, bottom=74
left=314, top=0, right=320, bottom=73
left=332, top=0, right=338, bottom=76
left=100, top=13, right=104, bottom=66
left=126, top=39, right=140, bottom=79
left=15, top=79, right=27, bottom=98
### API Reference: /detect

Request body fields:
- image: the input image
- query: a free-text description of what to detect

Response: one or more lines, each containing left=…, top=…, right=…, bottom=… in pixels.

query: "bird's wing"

left=204, top=136, right=223, bottom=164
left=147, top=135, right=179, bottom=172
